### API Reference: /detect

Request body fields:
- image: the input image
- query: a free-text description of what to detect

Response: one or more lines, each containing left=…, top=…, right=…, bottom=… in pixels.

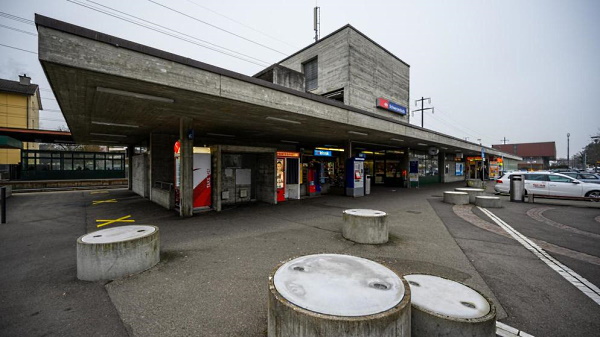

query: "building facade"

left=492, top=142, right=556, bottom=171
left=0, top=75, right=41, bottom=172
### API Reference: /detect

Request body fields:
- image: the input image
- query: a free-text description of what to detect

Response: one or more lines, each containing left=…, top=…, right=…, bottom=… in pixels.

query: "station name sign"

left=314, top=149, right=333, bottom=157
left=376, top=98, right=407, bottom=115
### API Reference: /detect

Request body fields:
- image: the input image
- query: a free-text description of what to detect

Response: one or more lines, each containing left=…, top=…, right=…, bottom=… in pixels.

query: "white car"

left=494, top=172, right=600, bottom=200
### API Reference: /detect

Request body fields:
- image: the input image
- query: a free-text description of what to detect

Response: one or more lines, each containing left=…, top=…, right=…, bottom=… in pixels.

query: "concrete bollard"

left=455, top=188, right=485, bottom=204
left=342, top=209, right=388, bottom=244
left=475, top=196, right=502, bottom=208
left=443, top=191, right=469, bottom=205
left=77, top=225, right=160, bottom=281
left=268, top=254, right=411, bottom=337
left=405, top=274, right=496, bottom=337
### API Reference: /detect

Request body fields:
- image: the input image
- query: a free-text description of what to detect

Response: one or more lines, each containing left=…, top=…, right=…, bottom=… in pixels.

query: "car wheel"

left=586, top=190, right=600, bottom=202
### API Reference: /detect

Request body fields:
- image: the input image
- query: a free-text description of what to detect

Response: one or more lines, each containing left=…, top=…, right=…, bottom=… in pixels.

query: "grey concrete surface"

left=2, top=182, right=598, bottom=336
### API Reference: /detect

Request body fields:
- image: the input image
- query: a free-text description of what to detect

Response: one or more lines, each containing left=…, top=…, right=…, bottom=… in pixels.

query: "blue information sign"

left=314, top=149, right=332, bottom=157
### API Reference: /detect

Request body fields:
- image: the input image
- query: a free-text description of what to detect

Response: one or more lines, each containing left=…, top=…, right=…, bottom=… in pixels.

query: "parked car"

left=559, top=172, right=600, bottom=184
left=494, top=171, right=600, bottom=200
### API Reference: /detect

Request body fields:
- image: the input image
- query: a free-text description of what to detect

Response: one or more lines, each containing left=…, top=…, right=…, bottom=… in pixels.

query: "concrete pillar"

left=438, top=152, right=446, bottom=183
left=179, top=117, right=193, bottom=217
left=345, top=140, right=353, bottom=159
left=127, top=145, right=134, bottom=190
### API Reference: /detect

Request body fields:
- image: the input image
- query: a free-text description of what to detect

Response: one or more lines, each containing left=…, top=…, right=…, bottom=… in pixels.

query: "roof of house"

left=492, top=142, right=556, bottom=158
left=0, top=78, right=39, bottom=96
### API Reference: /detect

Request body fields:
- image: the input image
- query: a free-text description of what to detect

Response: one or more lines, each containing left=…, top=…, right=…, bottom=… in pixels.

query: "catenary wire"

left=66, top=0, right=270, bottom=67
left=147, top=0, right=287, bottom=55
left=0, top=23, right=37, bottom=36
left=82, top=0, right=271, bottom=66
left=0, top=11, right=35, bottom=25
left=183, top=0, right=299, bottom=49
left=0, top=43, right=37, bottom=54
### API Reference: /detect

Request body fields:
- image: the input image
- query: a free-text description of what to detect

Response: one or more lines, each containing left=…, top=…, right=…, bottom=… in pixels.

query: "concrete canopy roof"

left=35, top=15, right=520, bottom=160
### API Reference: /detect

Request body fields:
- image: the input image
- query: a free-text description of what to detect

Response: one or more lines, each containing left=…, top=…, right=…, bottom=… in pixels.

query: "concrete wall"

left=348, top=29, right=409, bottom=122
left=279, top=28, right=351, bottom=99
left=278, top=26, right=410, bottom=122
left=255, top=65, right=305, bottom=92
left=256, top=153, right=276, bottom=204
left=150, top=186, right=174, bottom=210
left=444, top=161, right=466, bottom=183
left=132, top=154, right=149, bottom=198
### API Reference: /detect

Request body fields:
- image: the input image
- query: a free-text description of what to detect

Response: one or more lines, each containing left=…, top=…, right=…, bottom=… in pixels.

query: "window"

left=303, top=57, right=318, bottom=91
left=525, top=174, right=548, bottom=181
left=548, top=175, right=572, bottom=183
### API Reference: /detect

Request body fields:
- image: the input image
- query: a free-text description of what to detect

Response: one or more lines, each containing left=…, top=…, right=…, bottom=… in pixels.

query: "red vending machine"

left=174, top=141, right=212, bottom=210
left=276, top=151, right=301, bottom=202
left=276, top=157, right=285, bottom=202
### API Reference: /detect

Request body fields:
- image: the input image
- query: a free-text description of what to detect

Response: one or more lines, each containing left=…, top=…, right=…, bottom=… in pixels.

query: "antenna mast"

left=314, top=6, right=320, bottom=42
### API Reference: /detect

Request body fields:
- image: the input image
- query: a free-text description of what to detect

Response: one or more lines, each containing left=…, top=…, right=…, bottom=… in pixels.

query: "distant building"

left=492, top=142, right=556, bottom=170
left=0, top=75, right=42, bottom=172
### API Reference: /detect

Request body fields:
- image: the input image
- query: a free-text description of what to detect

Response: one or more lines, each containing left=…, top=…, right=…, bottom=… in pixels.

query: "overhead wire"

left=0, top=11, right=35, bottom=25
left=66, top=0, right=271, bottom=67
left=425, top=108, right=498, bottom=145
left=0, top=43, right=37, bottom=54
left=183, top=0, right=299, bottom=50
left=0, top=23, right=37, bottom=36
left=147, top=0, right=288, bottom=56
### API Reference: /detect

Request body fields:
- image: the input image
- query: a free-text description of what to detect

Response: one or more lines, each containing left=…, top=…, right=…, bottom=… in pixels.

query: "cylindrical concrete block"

left=405, top=274, right=496, bottom=337
left=77, top=225, right=160, bottom=281
left=475, top=196, right=502, bottom=208
left=455, top=188, right=485, bottom=204
left=443, top=191, right=469, bottom=205
left=268, top=254, right=411, bottom=337
left=342, top=209, right=388, bottom=244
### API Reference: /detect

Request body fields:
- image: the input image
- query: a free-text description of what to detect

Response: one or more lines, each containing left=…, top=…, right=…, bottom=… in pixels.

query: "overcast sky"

left=1, top=0, right=598, bottom=158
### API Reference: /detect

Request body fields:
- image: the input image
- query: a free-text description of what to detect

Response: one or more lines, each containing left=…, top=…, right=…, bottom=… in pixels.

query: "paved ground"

left=0, top=182, right=598, bottom=336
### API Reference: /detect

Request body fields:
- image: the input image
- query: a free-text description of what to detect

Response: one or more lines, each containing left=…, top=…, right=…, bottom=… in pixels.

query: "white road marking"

left=496, top=321, right=535, bottom=336
left=479, top=207, right=600, bottom=306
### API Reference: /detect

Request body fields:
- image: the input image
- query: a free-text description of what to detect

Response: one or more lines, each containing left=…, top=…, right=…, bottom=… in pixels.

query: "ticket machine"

left=345, top=157, right=365, bottom=197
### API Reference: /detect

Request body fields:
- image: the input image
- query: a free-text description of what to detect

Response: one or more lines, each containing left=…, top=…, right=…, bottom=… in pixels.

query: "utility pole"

left=567, top=133, right=570, bottom=169
left=414, top=97, right=434, bottom=128
left=501, top=137, right=509, bottom=144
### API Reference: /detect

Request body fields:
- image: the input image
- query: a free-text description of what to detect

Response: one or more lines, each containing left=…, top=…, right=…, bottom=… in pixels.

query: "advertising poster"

left=193, top=150, right=211, bottom=209
left=455, top=163, right=464, bottom=176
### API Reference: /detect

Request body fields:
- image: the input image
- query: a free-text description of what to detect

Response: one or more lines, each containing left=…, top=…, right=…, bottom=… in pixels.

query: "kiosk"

left=276, top=151, right=301, bottom=201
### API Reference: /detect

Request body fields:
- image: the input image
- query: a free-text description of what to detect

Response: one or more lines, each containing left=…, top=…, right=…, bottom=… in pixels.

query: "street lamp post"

left=567, top=133, right=570, bottom=169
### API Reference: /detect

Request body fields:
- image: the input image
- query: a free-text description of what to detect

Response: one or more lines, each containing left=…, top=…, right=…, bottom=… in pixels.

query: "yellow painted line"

left=96, top=215, right=135, bottom=228
left=92, top=199, right=118, bottom=205
left=90, top=190, right=109, bottom=194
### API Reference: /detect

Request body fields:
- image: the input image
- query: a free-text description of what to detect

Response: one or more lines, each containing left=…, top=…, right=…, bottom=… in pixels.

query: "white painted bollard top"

left=273, top=254, right=404, bottom=316
left=80, top=225, right=157, bottom=244
left=405, top=274, right=491, bottom=319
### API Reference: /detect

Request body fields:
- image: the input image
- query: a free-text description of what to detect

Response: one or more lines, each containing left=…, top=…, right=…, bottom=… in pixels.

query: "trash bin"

left=365, top=175, right=371, bottom=195
left=510, top=174, right=524, bottom=202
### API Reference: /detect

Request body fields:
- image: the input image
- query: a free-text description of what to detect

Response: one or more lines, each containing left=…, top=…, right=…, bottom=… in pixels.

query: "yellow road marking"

left=96, top=215, right=135, bottom=228
left=92, top=199, right=117, bottom=205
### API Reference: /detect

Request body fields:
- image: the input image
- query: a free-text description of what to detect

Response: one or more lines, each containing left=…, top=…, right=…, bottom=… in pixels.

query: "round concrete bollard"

left=405, top=274, right=496, bottom=337
left=77, top=225, right=160, bottom=281
left=475, top=196, right=502, bottom=208
left=455, top=188, right=485, bottom=204
left=268, top=254, right=411, bottom=337
left=342, top=209, right=388, bottom=244
left=443, top=191, right=469, bottom=205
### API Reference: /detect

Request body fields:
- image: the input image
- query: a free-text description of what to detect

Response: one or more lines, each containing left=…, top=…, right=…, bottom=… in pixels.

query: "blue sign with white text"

left=376, top=98, right=407, bottom=115
left=314, top=149, right=332, bottom=157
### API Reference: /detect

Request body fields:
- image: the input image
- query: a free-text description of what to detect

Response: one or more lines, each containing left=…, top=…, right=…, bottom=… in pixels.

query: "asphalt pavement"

left=0, top=182, right=598, bottom=336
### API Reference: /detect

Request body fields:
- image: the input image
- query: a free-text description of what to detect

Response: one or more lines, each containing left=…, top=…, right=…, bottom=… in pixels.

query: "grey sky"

left=0, top=0, right=598, bottom=158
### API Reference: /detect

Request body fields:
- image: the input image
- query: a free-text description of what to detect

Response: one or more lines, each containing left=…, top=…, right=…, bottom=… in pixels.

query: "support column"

left=127, top=145, right=134, bottom=191
left=179, top=117, right=193, bottom=217
left=438, top=152, right=446, bottom=183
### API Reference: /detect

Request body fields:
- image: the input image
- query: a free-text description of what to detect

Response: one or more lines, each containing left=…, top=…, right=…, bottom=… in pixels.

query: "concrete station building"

left=35, top=14, right=520, bottom=216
